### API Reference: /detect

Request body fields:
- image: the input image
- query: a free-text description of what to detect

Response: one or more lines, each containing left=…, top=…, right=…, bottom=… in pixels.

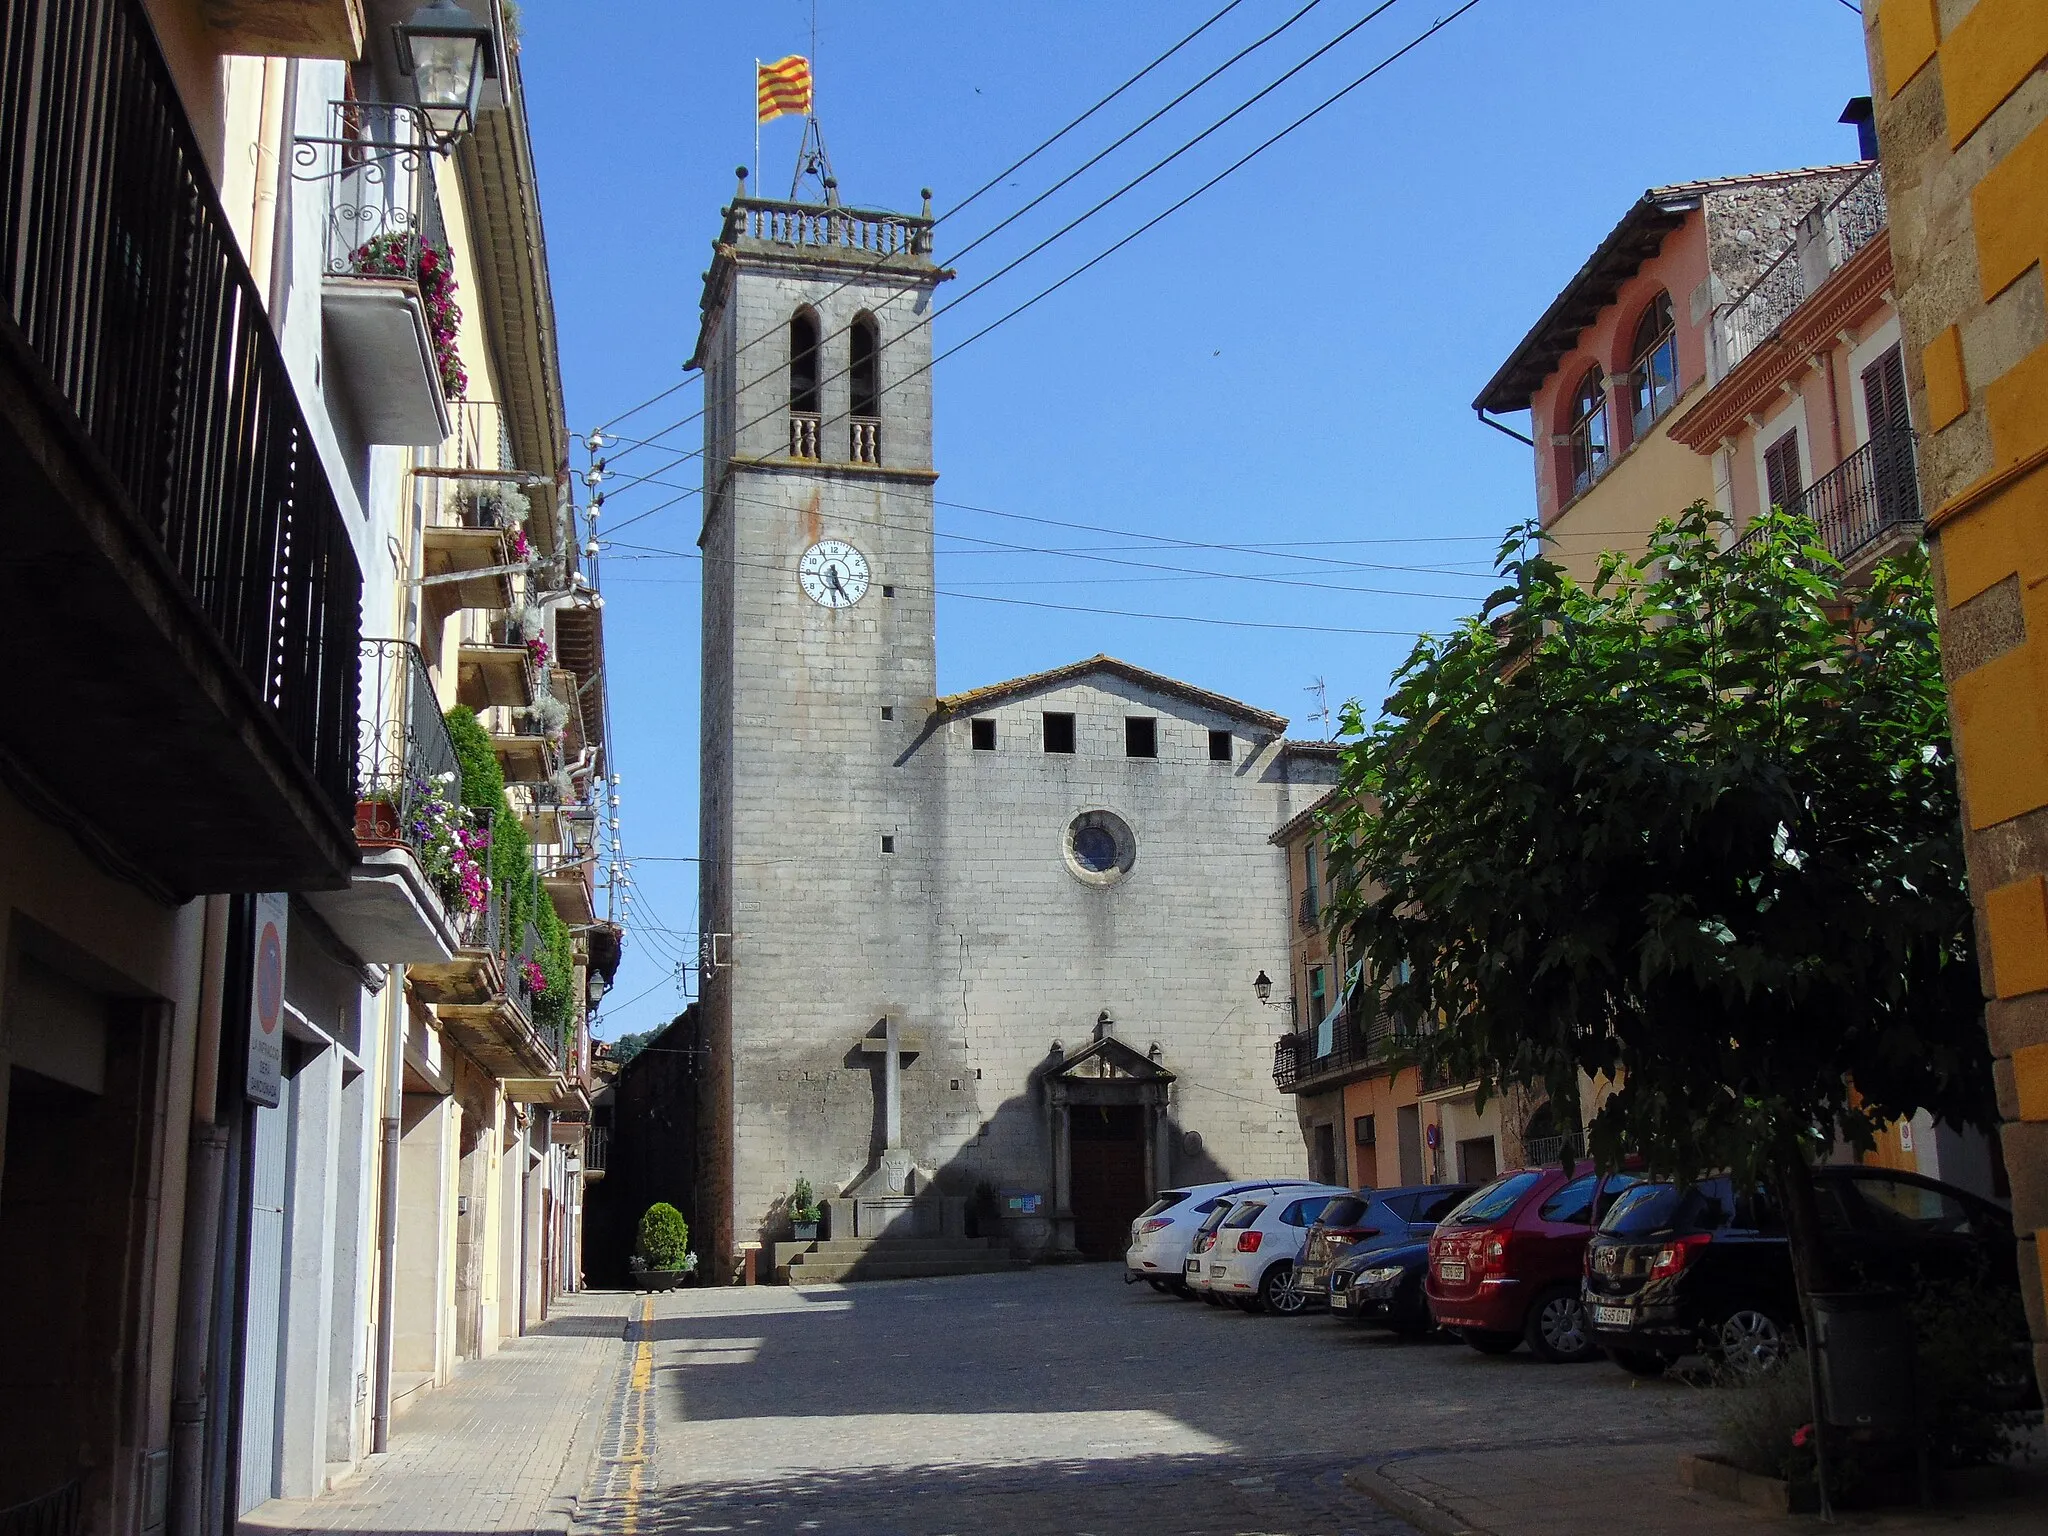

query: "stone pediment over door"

left=1046, top=1036, right=1175, bottom=1114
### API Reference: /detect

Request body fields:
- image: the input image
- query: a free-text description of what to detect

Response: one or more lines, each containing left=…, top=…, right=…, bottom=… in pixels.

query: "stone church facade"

left=690, top=179, right=1335, bottom=1277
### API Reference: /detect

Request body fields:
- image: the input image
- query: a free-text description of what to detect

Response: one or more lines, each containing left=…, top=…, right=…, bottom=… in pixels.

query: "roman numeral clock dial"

left=798, top=539, right=870, bottom=609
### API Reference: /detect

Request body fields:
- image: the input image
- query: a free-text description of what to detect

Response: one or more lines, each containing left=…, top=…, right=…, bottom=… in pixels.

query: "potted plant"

left=635, top=1202, right=692, bottom=1291
left=790, top=1176, right=822, bottom=1241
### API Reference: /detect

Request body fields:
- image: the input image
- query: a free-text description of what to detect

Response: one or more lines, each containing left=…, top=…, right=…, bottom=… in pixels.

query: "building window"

left=1308, top=964, right=1327, bottom=1019
left=881, top=835, right=895, bottom=853
left=881, top=705, right=894, bottom=721
left=971, top=718, right=996, bottom=751
left=1354, top=1114, right=1376, bottom=1147
left=1125, top=717, right=1157, bottom=758
left=850, top=315, right=880, bottom=417
left=849, top=314, right=881, bottom=463
left=1208, top=728, right=1232, bottom=762
left=1764, top=429, right=1803, bottom=513
left=1629, top=292, right=1679, bottom=438
left=1302, top=842, right=1319, bottom=926
left=789, top=310, right=820, bottom=459
left=1043, top=712, right=1076, bottom=754
left=1567, top=366, right=1609, bottom=497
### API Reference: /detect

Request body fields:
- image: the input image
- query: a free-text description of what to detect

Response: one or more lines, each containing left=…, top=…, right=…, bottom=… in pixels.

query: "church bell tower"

left=690, top=170, right=949, bottom=1276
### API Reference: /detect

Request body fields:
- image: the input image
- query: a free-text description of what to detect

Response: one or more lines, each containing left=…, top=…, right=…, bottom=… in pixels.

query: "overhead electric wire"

left=602, top=0, right=1401, bottom=499
left=592, top=0, right=1266, bottom=468
left=595, top=2, right=1480, bottom=543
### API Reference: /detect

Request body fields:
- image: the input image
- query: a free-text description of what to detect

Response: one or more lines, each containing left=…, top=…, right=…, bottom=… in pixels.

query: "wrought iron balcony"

left=295, top=99, right=455, bottom=445
left=1715, top=165, right=1886, bottom=376
left=1732, top=425, right=1921, bottom=574
left=1272, top=1005, right=1397, bottom=1092
left=0, top=0, right=361, bottom=897
left=306, top=640, right=480, bottom=962
left=583, top=1124, right=610, bottom=1180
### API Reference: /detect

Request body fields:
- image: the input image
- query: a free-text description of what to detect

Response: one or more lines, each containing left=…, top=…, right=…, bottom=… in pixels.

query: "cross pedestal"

left=857, top=1017, right=924, bottom=1190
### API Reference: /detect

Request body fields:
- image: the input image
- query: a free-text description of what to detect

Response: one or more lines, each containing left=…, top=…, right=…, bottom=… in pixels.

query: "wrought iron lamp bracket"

left=289, top=101, right=454, bottom=184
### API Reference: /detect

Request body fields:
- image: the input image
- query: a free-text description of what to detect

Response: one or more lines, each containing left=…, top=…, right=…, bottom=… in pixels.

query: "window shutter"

left=1861, top=345, right=1910, bottom=435
left=1764, top=431, right=1803, bottom=512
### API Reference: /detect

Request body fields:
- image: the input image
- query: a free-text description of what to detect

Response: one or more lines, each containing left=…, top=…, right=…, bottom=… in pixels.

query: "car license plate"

left=1211, top=1264, right=1227, bottom=1277
left=1438, top=1261, right=1466, bottom=1281
left=1331, top=1289, right=1349, bottom=1310
left=1593, top=1304, right=1633, bottom=1327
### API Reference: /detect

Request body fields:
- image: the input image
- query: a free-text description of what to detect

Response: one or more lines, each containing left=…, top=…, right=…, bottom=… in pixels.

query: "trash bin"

left=1810, top=1290, right=1916, bottom=1435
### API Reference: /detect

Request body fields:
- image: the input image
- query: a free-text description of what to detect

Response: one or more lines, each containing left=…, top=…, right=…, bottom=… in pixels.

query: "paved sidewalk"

left=243, top=1291, right=634, bottom=1536
left=1347, top=1437, right=2048, bottom=1536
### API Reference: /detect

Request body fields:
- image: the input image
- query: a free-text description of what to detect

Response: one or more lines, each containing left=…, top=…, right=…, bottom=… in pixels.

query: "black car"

left=1299, top=1183, right=1477, bottom=1302
left=1326, top=1239, right=1435, bottom=1336
left=1582, top=1165, right=2021, bottom=1376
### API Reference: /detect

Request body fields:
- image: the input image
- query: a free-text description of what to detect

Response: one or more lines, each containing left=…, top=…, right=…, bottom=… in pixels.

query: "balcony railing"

left=449, top=398, right=515, bottom=477
left=1715, top=165, right=1886, bottom=375
left=296, top=100, right=447, bottom=284
left=1732, top=425, right=1920, bottom=572
left=0, top=0, right=360, bottom=887
left=789, top=411, right=821, bottom=459
left=850, top=417, right=881, bottom=464
left=1273, top=1004, right=1396, bottom=1091
left=727, top=196, right=934, bottom=257
left=584, top=1124, right=610, bottom=1177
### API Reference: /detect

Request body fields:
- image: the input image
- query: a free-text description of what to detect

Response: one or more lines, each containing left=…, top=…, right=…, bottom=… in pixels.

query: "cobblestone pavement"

left=573, top=1266, right=1727, bottom=1536
left=242, top=1290, right=634, bottom=1536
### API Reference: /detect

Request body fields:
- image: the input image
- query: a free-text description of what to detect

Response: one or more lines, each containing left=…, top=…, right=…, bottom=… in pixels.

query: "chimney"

left=1839, top=97, right=1878, bottom=162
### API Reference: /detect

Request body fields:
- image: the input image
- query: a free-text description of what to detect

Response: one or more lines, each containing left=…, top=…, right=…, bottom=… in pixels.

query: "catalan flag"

left=756, top=56, right=813, bottom=124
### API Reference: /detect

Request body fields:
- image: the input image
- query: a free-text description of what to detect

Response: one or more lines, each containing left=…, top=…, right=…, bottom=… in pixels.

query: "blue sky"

left=517, top=0, right=1875, bottom=1039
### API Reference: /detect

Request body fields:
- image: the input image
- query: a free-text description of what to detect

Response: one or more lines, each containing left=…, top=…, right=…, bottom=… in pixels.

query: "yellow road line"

left=621, top=1294, right=654, bottom=1534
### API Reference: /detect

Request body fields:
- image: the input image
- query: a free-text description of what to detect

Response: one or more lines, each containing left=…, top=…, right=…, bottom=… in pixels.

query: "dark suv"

left=1299, top=1184, right=1477, bottom=1302
left=1583, top=1166, right=2020, bottom=1376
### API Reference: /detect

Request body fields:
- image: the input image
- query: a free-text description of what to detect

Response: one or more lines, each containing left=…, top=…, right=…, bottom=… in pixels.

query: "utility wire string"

left=596, top=3, right=1477, bottom=542
left=596, top=0, right=1411, bottom=499
left=589, top=0, right=1263, bottom=465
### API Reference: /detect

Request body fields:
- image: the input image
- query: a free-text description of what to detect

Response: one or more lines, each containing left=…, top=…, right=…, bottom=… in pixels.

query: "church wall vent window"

left=1208, top=729, right=1232, bottom=762
left=881, top=835, right=895, bottom=853
left=880, top=705, right=894, bottom=720
left=788, top=309, right=821, bottom=458
left=971, top=718, right=996, bottom=751
left=1043, top=712, right=1076, bottom=754
left=1125, top=717, right=1157, bottom=759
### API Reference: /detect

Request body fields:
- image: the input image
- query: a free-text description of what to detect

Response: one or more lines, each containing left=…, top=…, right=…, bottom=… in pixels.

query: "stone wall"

left=1865, top=0, right=2048, bottom=1386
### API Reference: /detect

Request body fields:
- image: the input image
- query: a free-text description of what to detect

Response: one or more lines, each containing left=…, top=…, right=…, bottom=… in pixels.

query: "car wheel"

left=1525, top=1286, right=1599, bottom=1363
left=1258, top=1261, right=1308, bottom=1315
left=1710, top=1308, right=1789, bottom=1373
left=1605, top=1348, right=1673, bottom=1378
left=1463, top=1328, right=1522, bottom=1355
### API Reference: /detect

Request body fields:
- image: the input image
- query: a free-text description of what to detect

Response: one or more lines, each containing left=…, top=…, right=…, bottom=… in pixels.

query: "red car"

left=1426, top=1166, right=1644, bottom=1361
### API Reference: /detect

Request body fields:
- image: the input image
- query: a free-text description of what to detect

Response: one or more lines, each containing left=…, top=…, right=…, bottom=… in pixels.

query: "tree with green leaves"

left=1324, top=504, right=1992, bottom=1299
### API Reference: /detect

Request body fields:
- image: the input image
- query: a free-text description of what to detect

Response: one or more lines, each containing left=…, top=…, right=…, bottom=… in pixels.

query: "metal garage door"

left=238, top=1098, right=288, bottom=1513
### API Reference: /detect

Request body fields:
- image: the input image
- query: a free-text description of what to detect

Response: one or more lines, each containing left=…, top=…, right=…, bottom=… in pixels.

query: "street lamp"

left=1253, top=970, right=1273, bottom=1004
left=587, top=972, right=608, bottom=1009
left=393, top=0, right=496, bottom=148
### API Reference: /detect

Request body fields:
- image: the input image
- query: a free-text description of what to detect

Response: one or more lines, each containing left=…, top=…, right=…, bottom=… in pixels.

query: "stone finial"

left=823, top=175, right=840, bottom=208
left=734, top=165, right=749, bottom=198
left=920, top=187, right=933, bottom=219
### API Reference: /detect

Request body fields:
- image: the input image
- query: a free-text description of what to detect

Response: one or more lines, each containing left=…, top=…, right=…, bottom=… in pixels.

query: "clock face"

left=798, top=539, right=871, bottom=609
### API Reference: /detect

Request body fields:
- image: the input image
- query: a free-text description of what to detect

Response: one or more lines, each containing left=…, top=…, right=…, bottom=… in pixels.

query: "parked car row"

left=1129, top=1165, right=2027, bottom=1380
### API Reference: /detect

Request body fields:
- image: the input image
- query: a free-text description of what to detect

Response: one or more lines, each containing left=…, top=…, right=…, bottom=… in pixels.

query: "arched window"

left=848, top=315, right=881, bottom=463
left=849, top=315, right=879, bottom=418
left=1629, top=292, right=1679, bottom=437
left=1568, top=366, right=1609, bottom=496
left=788, top=310, right=820, bottom=458
left=788, top=311, right=820, bottom=415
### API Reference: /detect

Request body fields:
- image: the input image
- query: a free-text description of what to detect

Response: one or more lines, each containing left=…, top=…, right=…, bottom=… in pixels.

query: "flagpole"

left=752, top=58, right=760, bottom=194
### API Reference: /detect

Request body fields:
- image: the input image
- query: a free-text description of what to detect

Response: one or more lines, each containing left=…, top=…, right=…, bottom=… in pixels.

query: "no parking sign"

left=246, top=891, right=288, bottom=1107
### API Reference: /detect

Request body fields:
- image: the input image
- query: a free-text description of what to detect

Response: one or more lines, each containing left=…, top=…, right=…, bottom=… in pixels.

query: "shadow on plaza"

left=595, top=1448, right=1379, bottom=1532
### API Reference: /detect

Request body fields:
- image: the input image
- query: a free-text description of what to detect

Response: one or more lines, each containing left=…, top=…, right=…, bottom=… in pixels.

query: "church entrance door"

left=1069, top=1104, right=1147, bottom=1260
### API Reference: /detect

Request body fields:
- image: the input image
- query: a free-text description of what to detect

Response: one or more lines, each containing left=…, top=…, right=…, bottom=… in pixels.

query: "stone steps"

left=783, top=1235, right=1023, bottom=1284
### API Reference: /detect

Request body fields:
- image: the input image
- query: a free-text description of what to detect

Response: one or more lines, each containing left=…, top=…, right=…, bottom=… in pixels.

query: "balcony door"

left=1862, top=346, right=1917, bottom=531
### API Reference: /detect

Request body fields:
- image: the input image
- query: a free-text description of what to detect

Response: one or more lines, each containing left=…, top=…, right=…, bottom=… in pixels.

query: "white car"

left=1126, top=1180, right=1316, bottom=1293
left=1193, top=1184, right=1352, bottom=1314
